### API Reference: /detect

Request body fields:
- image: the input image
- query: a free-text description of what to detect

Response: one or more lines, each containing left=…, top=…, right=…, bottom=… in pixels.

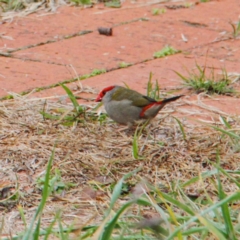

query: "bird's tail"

left=140, top=95, right=183, bottom=118
left=161, top=95, right=183, bottom=104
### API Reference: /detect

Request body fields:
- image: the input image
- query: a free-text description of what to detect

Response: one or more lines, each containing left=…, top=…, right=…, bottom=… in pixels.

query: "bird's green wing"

left=112, top=87, right=156, bottom=107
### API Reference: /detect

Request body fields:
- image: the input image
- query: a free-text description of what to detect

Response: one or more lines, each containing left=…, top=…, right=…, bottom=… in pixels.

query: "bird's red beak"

left=95, top=94, right=102, bottom=102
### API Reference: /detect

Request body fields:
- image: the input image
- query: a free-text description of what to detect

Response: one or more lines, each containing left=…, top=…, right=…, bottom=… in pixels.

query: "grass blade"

left=166, top=191, right=240, bottom=240
left=216, top=155, right=237, bottom=240
left=173, top=117, right=186, bottom=141
left=181, top=169, right=218, bottom=188
left=61, top=84, right=80, bottom=111
left=22, top=147, right=55, bottom=240
left=212, top=126, right=240, bottom=140
left=33, top=219, right=41, bottom=240
left=100, top=200, right=135, bottom=240
left=109, top=168, right=141, bottom=213
left=132, top=128, right=139, bottom=159
left=197, top=216, right=226, bottom=240
left=219, top=116, right=232, bottom=129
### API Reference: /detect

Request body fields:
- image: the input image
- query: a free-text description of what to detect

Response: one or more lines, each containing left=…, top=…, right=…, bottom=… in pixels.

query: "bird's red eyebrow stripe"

left=139, top=101, right=162, bottom=117
left=103, top=85, right=115, bottom=92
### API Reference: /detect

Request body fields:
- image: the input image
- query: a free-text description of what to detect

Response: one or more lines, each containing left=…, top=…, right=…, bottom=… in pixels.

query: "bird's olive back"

left=112, top=87, right=156, bottom=107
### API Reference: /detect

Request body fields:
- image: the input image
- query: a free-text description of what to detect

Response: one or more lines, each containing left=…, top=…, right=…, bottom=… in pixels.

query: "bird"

left=95, top=85, right=183, bottom=127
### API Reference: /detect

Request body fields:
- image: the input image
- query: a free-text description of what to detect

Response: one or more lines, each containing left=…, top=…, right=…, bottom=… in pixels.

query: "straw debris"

left=0, top=94, right=239, bottom=234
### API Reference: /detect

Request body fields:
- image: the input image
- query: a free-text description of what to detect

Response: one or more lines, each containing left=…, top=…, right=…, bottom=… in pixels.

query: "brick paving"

left=0, top=0, right=240, bottom=115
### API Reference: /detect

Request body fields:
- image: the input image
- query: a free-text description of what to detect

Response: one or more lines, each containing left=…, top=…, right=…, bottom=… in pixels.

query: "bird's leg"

left=117, top=122, right=134, bottom=133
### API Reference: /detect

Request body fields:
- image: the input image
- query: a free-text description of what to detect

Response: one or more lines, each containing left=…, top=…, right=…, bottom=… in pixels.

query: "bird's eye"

left=102, top=91, right=106, bottom=95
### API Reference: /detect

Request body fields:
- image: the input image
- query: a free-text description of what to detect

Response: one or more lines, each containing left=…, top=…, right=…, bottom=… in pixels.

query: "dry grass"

left=0, top=0, right=70, bottom=21
left=0, top=93, right=239, bottom=237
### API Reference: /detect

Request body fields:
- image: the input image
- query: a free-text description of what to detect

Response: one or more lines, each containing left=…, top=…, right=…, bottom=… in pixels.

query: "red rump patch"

left=140, top=101, right=163, bottom=117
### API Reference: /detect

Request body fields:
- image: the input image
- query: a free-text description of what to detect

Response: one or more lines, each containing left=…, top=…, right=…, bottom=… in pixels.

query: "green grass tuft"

left=118, top=62, right=132, bottom=68
left=40, top=84, right=108, bottom=126
left=146, top=72, right=161, bottom=100
left=91, top=163, right=240, bottom=239
left=229, top=20, right=240, bottom=37
left=69, top=0, right=91, bottom=6
left=104, top=0, right=121, bottom=8
left=36, top=168, right=76, bottom=195
left=0, top=0, right=25, bottom=12
left=153, top=46, right=180, bottom=58
left=212, top=116, right=240, bottom=152
left=151, top=8, right=166, bottom=15
left=175, top=63, right=235, bottom=95
left=80, top=68, right=106, bottom=80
